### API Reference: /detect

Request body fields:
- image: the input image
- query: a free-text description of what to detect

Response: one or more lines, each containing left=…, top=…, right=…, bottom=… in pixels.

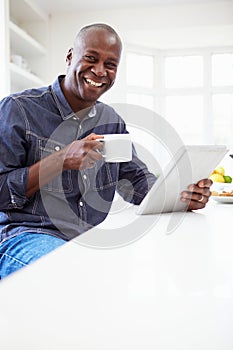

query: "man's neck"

left=75, top=106, right=94, bottom=120
left=60, top=78, right=95, bottom=117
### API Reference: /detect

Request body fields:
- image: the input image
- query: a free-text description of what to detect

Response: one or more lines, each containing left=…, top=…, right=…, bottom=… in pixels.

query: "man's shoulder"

left=96, top=100, right=114, bottom=112
left=96, top=101, right=124, bottom=122
left=9, top=84, right=51, bottom=102
left=0, top=84, right=53, bottom=116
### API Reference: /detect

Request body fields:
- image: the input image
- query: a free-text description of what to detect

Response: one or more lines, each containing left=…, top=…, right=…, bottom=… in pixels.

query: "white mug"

left=100, top=134, right=132, bottom=163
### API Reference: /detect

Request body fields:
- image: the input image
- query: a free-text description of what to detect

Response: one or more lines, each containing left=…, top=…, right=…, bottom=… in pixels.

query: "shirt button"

left=54, top=146, right=60, bottom=151
left=79, top=201, right=84, bottom=207
left=83, top=174, right=87, bottom=180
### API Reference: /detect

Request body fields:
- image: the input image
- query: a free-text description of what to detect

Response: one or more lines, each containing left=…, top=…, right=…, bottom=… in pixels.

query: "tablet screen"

left=137, top=145, right=228, bottom=214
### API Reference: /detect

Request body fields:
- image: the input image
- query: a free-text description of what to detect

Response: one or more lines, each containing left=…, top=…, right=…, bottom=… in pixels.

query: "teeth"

left=86, top=78, right=103, bottom=87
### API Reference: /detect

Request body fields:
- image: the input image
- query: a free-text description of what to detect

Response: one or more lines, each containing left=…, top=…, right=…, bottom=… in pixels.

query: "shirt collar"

left=51, top=75, right=97, bottom=121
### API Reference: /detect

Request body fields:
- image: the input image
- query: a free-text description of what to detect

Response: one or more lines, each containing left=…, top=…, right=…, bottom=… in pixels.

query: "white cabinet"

left=0, top=0, right=49, bottom=98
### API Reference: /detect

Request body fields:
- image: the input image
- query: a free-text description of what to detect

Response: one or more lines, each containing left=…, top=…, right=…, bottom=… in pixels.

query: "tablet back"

left=137, top=145, right=228, bottom=214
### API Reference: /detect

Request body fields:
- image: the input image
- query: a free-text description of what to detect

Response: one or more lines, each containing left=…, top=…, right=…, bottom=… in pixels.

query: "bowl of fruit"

left=209, top=166, right=233, bottom=192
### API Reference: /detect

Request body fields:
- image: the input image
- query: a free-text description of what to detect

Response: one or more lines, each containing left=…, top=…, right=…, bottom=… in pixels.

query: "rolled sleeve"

left=0, top=96, right=29, bottom=210
left=117, top=146, right=157, bottom=205
left=7, top=167, right=29, bottom=209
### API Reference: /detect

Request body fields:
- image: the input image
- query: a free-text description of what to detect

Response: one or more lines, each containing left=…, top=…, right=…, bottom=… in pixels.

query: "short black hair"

left=75, top=23, right=122, bottom=49
left=79, top=23, right=120, bottom=39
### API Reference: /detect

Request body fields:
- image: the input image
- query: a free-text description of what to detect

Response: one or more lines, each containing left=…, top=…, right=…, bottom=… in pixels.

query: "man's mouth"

left=84, top=78, right=104, bottom=88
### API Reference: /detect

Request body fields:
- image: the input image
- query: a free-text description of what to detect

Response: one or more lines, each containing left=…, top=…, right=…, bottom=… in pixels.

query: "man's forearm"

left=26, top=150, right=65, bottom=198
left=26, top=137, right=103, bottom=198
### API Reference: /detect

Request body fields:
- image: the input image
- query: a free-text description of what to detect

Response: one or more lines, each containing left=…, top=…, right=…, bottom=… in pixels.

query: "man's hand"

left=180, top=178, right=213, bottom=210
left=26, top=133, right=104, bottom=198
left=62, top=133, right=103, bottom=170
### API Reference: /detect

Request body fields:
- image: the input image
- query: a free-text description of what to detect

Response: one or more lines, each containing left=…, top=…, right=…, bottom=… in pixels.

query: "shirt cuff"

left=7, top=167, right=29, bottom=209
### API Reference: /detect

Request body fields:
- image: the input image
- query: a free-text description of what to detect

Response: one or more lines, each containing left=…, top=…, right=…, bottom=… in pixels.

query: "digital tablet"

left=137, top=145, right=228, bottom=214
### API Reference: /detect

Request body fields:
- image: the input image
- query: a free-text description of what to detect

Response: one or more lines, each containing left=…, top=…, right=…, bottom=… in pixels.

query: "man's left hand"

left=180, top=178, right=213, bottom=210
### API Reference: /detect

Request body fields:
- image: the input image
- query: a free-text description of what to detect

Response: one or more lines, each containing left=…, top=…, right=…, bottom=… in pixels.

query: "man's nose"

left=91, top=63, right=107, bottom=77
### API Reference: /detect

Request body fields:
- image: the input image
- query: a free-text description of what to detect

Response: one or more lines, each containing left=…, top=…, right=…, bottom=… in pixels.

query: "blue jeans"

left=0, top=232, right=66, bottom=280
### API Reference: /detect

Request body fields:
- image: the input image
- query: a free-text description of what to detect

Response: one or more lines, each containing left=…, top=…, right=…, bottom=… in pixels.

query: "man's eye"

left=85, top=55, right=95, bottom=61
left=106, top=62, right=117, bottom=69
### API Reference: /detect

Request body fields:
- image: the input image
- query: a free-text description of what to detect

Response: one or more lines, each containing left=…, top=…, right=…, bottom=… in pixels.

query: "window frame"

left=125, top=45, right=233, bottom=148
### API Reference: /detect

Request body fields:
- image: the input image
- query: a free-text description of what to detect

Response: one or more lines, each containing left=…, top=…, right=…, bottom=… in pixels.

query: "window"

left=166, top=95, right=204, bottom=144
left=212, top=53, right=233, bottom=87
left=126, top=52, right=155, bottom=112
left=125, top=48, right=233, bottom=149
left=165, top=55, right=203, bottom=88
left=127, top=93, right=154, bottom=111
left=212, top=94, right=233, bottom=145
left=126, top=52, right=154, bottom=88
left=211, top=53, right=233, bottom=148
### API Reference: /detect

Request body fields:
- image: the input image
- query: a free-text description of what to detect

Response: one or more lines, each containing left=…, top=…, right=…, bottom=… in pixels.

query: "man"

left=0, top=23, right=212, bottom=279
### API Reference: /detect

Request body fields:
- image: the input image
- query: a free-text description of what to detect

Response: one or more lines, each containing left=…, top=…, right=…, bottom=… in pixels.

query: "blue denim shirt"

left=0, top=76, right=156, bottom=242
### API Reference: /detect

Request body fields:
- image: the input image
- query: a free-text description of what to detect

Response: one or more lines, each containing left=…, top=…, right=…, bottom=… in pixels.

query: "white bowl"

left=211, top=182, right=233, bottom=192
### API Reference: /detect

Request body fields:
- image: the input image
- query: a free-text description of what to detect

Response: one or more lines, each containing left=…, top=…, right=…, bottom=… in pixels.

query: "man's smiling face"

left=64, top=28, right=122, bottom=112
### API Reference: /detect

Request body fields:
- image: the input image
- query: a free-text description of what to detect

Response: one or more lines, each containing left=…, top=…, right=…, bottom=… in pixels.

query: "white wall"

left=0, top=0, right=10, bottom=99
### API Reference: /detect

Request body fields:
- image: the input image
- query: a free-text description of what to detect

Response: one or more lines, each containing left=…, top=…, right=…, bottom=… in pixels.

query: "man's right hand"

left=62, top=133, right=104, bottom=170
left=26, top=133, right=104, bottom=198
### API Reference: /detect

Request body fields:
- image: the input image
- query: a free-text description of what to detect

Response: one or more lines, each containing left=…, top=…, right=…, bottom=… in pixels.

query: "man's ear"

left=66, top=48, right=73, bottom=66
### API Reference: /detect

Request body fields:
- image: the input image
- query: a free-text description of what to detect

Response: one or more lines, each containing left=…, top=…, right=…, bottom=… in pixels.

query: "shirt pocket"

left=38, top=138, right=73, bottom=194
left=92, top=161, right=118, bottom=192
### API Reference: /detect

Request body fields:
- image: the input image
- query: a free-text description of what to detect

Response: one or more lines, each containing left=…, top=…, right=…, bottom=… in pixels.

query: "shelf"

left=10, top=21, right=46, bottom=57
left=10, top=0, right=48, bottom=23
left=2, top=0, right=49, bottom=95
left=10, top=62, right=44, bottom=90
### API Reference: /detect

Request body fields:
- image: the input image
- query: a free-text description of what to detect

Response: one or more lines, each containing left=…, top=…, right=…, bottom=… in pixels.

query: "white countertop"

left=0, top=200, right=233, bottom=350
